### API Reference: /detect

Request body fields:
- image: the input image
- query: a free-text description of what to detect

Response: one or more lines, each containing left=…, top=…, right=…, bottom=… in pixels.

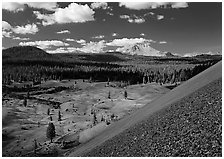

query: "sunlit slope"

left=68, top=61, right=222, bottom=157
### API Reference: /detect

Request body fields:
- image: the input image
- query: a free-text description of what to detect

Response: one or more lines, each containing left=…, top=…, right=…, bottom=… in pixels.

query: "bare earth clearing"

left=2, top=80, right=169, bottom=156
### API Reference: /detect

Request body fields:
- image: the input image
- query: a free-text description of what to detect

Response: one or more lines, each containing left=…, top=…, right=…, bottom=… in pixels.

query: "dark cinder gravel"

left=83, top=78, right=222, bottom=157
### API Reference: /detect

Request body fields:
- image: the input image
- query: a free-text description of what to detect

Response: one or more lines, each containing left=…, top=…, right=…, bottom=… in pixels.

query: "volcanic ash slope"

left=68, top=61, right=222, bottom=157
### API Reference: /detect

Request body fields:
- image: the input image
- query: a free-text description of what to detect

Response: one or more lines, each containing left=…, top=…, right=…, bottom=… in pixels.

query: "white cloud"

left=159, top=41, right=167, bottom=44
left=76, top=39, right=86, bottom=45
left=112, top=32, right=118, bottom=37
left=92, top=35, right=105, bottom=39
left=33, top=11, right=55, bottom=26
left=26, top=2, right=58, bottom=11
left=13, top=37, right=30, bottom=40
left=2, top=2, right=25, bottom=12
left=19, top=40, right=69, bottom=49
left=33, top=3, right=95, bottom=25
left=12, top=23, right=39, bottom=35
left=2, top=2, right=58, bottom=12
left=128, top=18, right=145, bottom=23
left=157, top=15, right=164, bottom=20
left=46, top=47, right=70, bottom=54
left=119, top=2, right=188, bottom=10
left=140, top=33, right=145, bottom=36
left=120, top=14, right=145, bottom=24
left=2, top=21, right=12, bottom=30
left=107, top=38, right=150, bottom=47
left=2, top=21, right=38, bottom=37
left=171, top=2, right=189, bottom=9
left=120, top=15, right=130, bottom=19
left=76, top=40, right=106, bottom=53
left=56, top=30, right=70, bottom=34
left=66, top=38, right=75, bottom=42
left=2, top=30, right=13, bottom=38
left=107, top=12, right=114, bottom=16
left=91, top=2, right=109, bottom=10
left=54, top=3, right=95, bottom=24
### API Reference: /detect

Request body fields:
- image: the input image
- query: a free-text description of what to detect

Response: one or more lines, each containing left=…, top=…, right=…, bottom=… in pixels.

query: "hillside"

left=2, top=46, right=51, bottom=59
left=67, top=61, right=222, bottom=157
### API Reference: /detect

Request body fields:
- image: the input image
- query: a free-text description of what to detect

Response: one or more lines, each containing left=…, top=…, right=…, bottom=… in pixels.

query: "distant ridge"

left=2, top=46, right=51, bottom=59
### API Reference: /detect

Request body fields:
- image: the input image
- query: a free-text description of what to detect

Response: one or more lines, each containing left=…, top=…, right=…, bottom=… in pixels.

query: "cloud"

left=54, top=3, right=95, bottom=24
left=107, top=12, right=114, bottom=16
left=140, top=33, right=145, bottom=36
left=107, top=38, right=151, bottom=47
left=92, top=35, right=105, bottom=39
left=33, top=11, right=55, bottom=26
left=12, top=23, right=39, bottom=35
left=157, top=15, right=164, bottom=20
left=33, top=3, right=95, bottom=25
left=56, top=30, right=70, bottom=34
left=112, top=32, right=118, bottom=37
left=19, top=40, right=69, bottom=49
left=2, top=2, right=25, bottom=12
left=26, top=2, right=58, bottom=11
left=144, top=12, right=155, bottom=16
left=76, top=40, right=106, bottom=53
left=76, top=39, right=86, bottom=45
left=171, top=2, right=189, bottom=9
left=120, top=15, right=145, bottom=24
left=2, top=30, right=13, bottom=38
left=2, top=2, right=58, bottom=12
left=159, top=41, right=167, bottom=44
left=119, top=2, right=188, bottom=10
left=13, top=37, right=30, bottom=40
left=46, top=47, right=72, bottom=54
left=2, top=21, right=39, bottom=37
left=2, top=21, right=13, bottom=38
left=91, top=2, right=109, bottom=10
left=2, top=21, right=12, bottom=30
left=66, top=38, right=75, bottom=42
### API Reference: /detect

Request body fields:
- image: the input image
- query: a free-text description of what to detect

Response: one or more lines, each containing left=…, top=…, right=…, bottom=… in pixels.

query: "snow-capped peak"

left=117, top=42, right=165, bottom=57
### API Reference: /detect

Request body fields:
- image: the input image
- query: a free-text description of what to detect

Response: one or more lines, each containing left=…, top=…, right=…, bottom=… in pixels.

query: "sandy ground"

left=67, top=61, right=222, bottom=157
left=2, top=80, right=169, bottom=156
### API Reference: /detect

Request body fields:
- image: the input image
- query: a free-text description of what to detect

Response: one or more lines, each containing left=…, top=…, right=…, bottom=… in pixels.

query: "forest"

left=2, top=46, right=221, bottom=90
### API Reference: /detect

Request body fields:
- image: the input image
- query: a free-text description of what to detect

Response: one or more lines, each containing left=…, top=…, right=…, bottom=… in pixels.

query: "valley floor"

left=2, top=80, right=169, bottom=157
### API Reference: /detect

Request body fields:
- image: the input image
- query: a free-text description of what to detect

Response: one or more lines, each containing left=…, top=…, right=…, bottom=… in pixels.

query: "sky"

left=2, top=1, right=222, bottom=56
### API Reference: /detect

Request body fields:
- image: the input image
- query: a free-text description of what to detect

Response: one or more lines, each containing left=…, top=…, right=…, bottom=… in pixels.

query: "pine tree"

left=47, top=108, right=50, bottom=115
left=124, top=90, right=127, bottom=99
left=108, top=91, right=111, bottom=99
left=34, top=139, right=38, bottom=155
left=93, top=113, right=97, bottom=125
left=58, top=110, right=62, bottom=121
left=27, top=91, right=30, bottom=99
left=101, top=115, right=104, bottom=122
left=23, top=98, right=27, bottom=107
left=46, top=122, right=56, bottom=143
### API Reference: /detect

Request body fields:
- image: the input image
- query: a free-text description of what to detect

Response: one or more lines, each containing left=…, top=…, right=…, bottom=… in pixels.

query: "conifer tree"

left=23, top=98, right=27, bottom=107
left=47, top=108, right=50, bottom=115
left=124, top=90, right=127, bottom=99
left=58, top=110, right=62, bottom=121
left=46, top=122, right=56, bottom=143
left=108, top=91, right=111, bottom=99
